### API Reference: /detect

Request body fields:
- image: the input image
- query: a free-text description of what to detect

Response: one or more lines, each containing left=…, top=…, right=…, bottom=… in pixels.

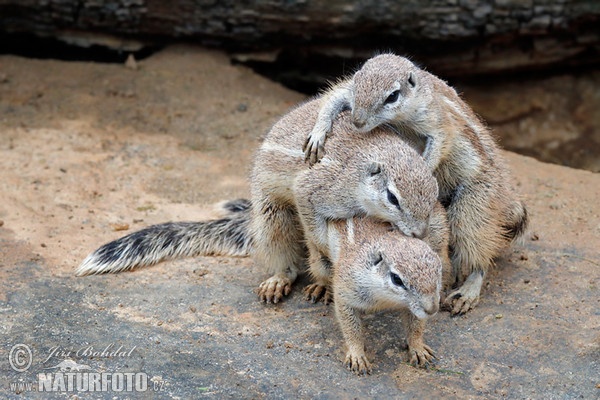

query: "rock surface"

left=0, top=46, right=598, bottom=398
left=459, top=71, right=600, bottom=173
left=0, top=0, right=598, bottom=77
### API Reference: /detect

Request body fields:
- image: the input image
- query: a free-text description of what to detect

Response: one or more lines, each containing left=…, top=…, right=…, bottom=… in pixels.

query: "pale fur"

left=252, top=99, right=439, bottom=303
left=327, top=217, right=443, bottom=375
left=304, top=54, right=529, bottom=315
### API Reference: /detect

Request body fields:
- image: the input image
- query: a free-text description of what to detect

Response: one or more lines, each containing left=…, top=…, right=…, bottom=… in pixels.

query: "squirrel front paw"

left=303, top=283, right=333, bottom=304
left=344, top=351, right=372, bottom=375
left=408, top=343, right=436, bottom=367
left=258, top=275, right=292, bottom=304
left=303, top=129, right=327, bottom=166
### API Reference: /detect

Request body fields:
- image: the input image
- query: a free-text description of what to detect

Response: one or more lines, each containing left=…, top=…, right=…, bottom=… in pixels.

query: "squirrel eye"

left=390, top=273, right=406, bottom=289
left=387, top=189, right=400, bottom=208
left=384, top=90, right=400, bottom=104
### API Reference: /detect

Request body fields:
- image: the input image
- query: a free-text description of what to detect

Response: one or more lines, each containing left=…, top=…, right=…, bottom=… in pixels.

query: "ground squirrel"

left=251, top=98, right=440, bottom=304
left=219, top=200, right=449, bottom=375
left=303, top=53, right=529, bottom=315
left=327, top=216, right=443, bottom=374
left=77, top=90, right=450, bottom=373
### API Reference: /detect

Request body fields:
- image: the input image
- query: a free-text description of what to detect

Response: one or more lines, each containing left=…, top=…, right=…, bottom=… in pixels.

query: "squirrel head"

left=350, top=54, right=431, bottom=132
left=346, top=234, right=442, bottom=317
left=356, top=134, right=438, bottom=239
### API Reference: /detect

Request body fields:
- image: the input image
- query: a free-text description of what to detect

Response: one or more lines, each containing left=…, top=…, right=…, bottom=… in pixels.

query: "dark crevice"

left=72, top=0, right=84, bottom=24
left=0, top=32, right=162, bottom=64
left=235, top=49, right=600, bottom=95
left=232, top=50, right=367, bottom=95
left=1, top=32, right=598, bottom=97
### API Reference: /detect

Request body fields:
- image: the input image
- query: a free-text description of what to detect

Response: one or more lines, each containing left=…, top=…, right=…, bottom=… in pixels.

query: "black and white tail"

left=76, top=201, right=252, bottom=276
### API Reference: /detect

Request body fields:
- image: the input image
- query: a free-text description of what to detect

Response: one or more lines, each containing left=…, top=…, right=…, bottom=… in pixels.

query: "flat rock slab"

left=0, top=46, right=598, bottom=399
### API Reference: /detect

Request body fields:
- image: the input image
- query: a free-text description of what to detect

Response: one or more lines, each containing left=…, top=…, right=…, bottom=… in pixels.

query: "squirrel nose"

left=423, top=299, right=439, bottom=316
left=411, top=224, right=429, bottom=239
left=425, top=303, right=439, bottom=315
left=354, top=119, right=366, bottom=128
left=352, top=109, right=368, bottom=128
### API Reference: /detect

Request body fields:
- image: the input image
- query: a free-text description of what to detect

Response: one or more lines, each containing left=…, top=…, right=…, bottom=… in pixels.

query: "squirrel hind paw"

left=408, top=344, right=436, bottom=367
left=257, top=275, right=292, bottom=304
left=444, top=289, right=480, bottom=315
left=303, top=283, right=332, bottom=304
left=444, top=270, right=483, bottom=315
left=344, top=352, right=372, bottom=375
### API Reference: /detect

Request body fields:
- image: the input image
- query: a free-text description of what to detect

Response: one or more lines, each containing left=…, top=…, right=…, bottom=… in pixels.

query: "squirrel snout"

left=352, top=110, right=368, bottom=129
left=423, top=299, right=439, bottom=316
left=353, top=119, right=366, bottom=129
left=410, top=224, right=429, bottom=239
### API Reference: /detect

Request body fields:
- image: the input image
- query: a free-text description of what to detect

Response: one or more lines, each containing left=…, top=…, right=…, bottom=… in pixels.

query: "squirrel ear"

left=369, top=250, right=384, bottom=267
left=408, top=72, right=416, bottom=88
left=368, top=161, right=382, bottom=176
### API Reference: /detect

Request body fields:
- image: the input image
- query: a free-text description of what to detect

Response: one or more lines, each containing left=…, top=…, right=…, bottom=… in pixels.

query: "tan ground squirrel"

left=250, top=98, right=439, bottom=304
left=303, top=54, right=529, bottom=315
left=328, top=216, right=443, bottom=374
left=219, top=202, right=450, bottom=375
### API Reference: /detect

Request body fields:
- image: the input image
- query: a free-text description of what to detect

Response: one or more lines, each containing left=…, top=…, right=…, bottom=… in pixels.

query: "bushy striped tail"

left=76, top=205, right=252, bottom=276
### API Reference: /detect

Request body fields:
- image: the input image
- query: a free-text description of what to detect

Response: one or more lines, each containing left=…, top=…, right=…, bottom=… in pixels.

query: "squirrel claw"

left=258, top=275, right=292, bottom=304
left=344, top=352, right=372, bottom=375
left=303, top=283, right=333, bottom=304
left=444, top=288, right=481, bottom=316
left=304, top=132, right=327, bottom=166
left=444, top=271, right=483, bottom=315
left=408, top=344, right=436, bottom=367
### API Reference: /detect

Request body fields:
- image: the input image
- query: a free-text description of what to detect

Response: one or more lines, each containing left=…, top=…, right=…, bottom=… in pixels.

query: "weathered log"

left=0, top=0, right=598, bottom=78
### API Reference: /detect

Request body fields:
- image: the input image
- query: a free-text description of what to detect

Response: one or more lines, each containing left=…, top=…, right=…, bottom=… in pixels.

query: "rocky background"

left=0, top=46, right=598, bottom=399
left=1, top=0, right=598, bottom=76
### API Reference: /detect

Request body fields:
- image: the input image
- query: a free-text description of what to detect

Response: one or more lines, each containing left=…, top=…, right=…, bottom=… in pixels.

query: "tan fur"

left=327, top=217, right=443, bottom=374
left=304, top=54, right=529, bottom=314
left=252, top=99, right=440, bottom=303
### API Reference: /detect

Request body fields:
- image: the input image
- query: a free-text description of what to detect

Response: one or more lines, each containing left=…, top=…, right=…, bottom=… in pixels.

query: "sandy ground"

left=0, top=46, right=598, bottom=399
